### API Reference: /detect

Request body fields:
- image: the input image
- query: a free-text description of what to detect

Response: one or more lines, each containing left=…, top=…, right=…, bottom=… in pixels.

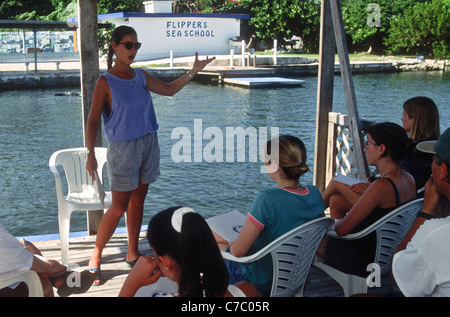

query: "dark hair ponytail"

left=178, top=213, right=229, bottom=297
left=147, top=207, right=229, bottom=297
left=107, top=44, right=115, bottom=70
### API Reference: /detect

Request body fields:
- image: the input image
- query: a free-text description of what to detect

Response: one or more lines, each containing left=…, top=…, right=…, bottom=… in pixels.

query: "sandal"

left=88, top=267, right=101, bottom=286
left=126, top=257, right=140, bottom=268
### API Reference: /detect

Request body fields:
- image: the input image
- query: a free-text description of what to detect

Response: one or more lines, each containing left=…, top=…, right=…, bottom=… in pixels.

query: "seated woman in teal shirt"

left=215, top=135, right=325, bottom=296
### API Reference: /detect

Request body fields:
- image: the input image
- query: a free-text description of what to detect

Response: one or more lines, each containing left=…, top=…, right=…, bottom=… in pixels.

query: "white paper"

left=206, top=210, right=246, bottom=242
left=333, top=174, right=364, bottom=186
left=134, top=277, right=178, bottom=297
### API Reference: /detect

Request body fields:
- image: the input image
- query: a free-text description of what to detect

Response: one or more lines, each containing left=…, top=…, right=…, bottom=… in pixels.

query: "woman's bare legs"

left=88, top=183, right=149, bottom=270
left=125, top=183, right=149, bottom=263
left=329, top=194, right=353, bottom=219
left=88, top=190, right=132, bottom=271
left=322, top=179, right=361, bottom=218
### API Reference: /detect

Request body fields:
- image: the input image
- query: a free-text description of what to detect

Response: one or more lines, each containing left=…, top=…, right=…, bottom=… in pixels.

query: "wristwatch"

left=87, top=148, right=95, bottom=155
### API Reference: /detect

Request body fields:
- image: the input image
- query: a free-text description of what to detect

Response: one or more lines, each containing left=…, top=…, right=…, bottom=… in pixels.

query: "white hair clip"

left=171, top=207, right=196, bottom=233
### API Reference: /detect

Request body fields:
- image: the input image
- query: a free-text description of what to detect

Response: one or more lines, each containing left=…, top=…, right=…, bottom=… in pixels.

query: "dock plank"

left=34, top=231, right=152, bottom=297
left=33, top=231, right=393, bottom=297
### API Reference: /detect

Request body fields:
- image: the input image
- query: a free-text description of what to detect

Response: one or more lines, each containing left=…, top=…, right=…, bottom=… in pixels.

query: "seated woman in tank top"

left=317, top=122, right=416, bottom=276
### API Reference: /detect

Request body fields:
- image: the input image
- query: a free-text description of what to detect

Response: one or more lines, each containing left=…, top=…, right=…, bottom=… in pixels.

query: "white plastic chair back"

left=49, top=147, right=111, bottom=265
left=52, top=148, right=107, bottom=201
left=222, top=217, right=335, bottom=297
left=313, top=198, right=423, bottom=296
left=373, top=198, right=423, bottom=269
left=0, top=270, right=44, bottom=297
left=270, top=217, right=335, bottom=297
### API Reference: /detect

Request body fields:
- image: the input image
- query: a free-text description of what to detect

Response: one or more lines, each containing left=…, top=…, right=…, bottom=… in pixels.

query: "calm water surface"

left=1, top=71, right=449, bottom=236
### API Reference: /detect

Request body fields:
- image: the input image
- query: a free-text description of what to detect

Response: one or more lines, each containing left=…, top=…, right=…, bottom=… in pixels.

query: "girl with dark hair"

left=214, top=135, right=325, bottom=296
left=85, top=26, right=215, bottom=285
left=317, top=122, right=416, bottom=276
left=118, top=207, right=260, bottom=297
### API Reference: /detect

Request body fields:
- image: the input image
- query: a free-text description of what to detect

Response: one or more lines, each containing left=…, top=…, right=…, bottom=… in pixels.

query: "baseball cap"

left=416, top=127, right=450, bottom=164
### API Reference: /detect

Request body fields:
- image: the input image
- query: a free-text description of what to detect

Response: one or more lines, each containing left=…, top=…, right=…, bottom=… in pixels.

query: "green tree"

left=385, top=0, right=450, bottom=59
left=173, top=0, right=214, bottom=13
left=205, top=0, right=320, bottom=53
left=44, top=1, right=77, bottom=21
left=96, top=0, right=144, bottom=14
left=247, top=0, right=320, bottom=52
left=341, top=0, right=427, bottom=53
left=0, top=0, right=55, bottom=20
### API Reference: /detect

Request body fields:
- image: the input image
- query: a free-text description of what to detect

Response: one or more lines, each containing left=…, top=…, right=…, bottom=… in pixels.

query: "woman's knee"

left=329, top=194, right=351, bottom=218
left=129, top=184, right=149, bottom=208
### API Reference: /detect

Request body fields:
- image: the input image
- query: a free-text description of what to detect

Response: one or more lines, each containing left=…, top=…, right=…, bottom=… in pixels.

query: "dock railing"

left=325, top=112, right=373, bottom=186
left=0, top=52, right=79, bottom=72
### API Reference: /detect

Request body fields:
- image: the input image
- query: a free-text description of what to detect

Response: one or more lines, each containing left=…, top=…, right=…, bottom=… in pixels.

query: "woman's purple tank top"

left=102, top=69, right=158, bottom=142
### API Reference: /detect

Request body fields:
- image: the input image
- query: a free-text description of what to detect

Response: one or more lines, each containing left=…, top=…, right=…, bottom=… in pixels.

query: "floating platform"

left=223, top=76, right=305, bottom=88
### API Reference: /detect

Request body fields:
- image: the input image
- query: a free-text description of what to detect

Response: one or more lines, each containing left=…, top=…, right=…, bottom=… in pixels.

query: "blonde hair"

left=266, top=135, right=309, bottom=180
left=403, top=96, right=440, bottom=142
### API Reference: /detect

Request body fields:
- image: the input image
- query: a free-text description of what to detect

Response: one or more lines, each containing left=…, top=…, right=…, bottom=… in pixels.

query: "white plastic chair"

left=222, top=217, right=335, bottom=297
left=49, top=147, right=112, bottom=266
left=313, top=198, right=423, bottom=296
left=0, top=270, right=44, bottom=297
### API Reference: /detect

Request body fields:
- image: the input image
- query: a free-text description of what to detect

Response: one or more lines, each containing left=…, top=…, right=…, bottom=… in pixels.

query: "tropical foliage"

left=385, top=0, right=450, bottom=59
left=1, top=0, right=448, bottom=58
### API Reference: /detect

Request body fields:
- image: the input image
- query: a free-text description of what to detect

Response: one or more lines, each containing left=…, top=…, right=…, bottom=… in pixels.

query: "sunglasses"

left=119, top=42, right=142, bottom=50
left=365, top=138, right=378, bottom=147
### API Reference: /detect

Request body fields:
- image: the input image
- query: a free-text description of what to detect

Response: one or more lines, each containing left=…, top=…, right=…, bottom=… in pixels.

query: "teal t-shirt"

left=242, top=185, right=325, bottom=294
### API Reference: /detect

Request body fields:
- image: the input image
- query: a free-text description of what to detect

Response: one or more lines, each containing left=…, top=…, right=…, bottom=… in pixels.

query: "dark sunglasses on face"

left=120, top=42, right=142, bottom=50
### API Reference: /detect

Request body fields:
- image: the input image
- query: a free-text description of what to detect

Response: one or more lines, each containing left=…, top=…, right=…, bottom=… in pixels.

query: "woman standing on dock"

left=85, top=25, right=214, bottom=285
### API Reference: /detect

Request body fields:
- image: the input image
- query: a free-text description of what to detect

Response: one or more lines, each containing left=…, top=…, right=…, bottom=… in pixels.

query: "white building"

left=97, top=1, right=249, bottom=61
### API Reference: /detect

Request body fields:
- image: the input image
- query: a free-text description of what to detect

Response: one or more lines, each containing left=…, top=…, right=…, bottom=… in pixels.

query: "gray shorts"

left=107, top=132, right=160, bottom=192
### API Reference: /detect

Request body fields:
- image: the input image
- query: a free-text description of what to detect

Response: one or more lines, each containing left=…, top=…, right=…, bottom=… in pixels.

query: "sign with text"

left=166, top=20, right=216, bottom=38
left=98, top=13, right=249, bottom=60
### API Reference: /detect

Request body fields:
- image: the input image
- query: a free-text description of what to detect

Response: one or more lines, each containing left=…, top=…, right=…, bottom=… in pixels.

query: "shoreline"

left=0, top=55, right=447, bottom=91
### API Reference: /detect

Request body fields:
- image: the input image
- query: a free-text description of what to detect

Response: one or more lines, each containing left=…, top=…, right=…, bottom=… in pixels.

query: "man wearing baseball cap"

left=391, top=127, right=450, bottom=296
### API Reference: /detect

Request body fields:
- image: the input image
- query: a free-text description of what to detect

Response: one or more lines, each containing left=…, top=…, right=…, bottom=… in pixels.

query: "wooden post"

left=313, top=0, right=336, bottom=192
left=273, top=39, right=278, bottom=65
left=241, top=40, right=245, bottom=67
left=330, top=0, right=370, bottom=180
left=33, top=29, right=37, bottom=73
left=78, top=0, right=103, bottom=235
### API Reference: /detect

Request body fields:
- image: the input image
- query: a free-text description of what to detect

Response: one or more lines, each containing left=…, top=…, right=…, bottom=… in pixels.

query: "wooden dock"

left=33, top=231, right=151, bottom=297
left=31, top=230, right=393, bottom=298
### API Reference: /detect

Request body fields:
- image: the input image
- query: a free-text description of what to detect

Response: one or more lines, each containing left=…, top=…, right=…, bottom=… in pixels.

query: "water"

left=1, top=71, right=449, bottom=237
